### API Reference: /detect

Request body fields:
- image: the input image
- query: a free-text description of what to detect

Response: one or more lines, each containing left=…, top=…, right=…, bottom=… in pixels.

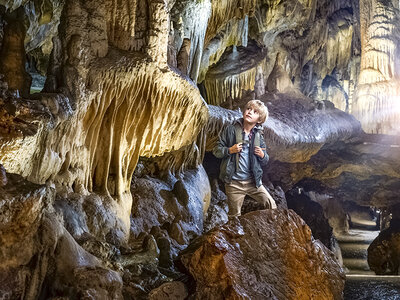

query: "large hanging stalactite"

left=83, top=57, right=208, bottom=197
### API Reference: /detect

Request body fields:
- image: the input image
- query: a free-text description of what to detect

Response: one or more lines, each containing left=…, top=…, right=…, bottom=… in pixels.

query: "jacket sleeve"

left=213, top=126, right=232, bottom=159
left=257, top=133, right=269, bottom=166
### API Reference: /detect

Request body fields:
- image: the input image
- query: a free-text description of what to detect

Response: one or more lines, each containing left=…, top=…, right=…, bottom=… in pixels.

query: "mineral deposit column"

left=353, top=0, right=400, bottom=134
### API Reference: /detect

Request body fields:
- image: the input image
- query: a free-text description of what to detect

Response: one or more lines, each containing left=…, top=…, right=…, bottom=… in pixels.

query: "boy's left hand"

left=254, top=146, right=265, bottom=158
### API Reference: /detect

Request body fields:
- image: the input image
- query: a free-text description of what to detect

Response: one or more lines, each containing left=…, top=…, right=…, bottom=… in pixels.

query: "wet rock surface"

left=181, top=209, right=345, bottom=300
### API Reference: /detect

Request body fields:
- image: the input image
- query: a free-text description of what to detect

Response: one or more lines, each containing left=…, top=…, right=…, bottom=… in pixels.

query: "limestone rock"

left=203, top=42, right=267, bottom=105
left=198, top=16, right=249, bottom=83
left=0, top=7, right=31, bottom=97
left=268, top=135, right=400, bottom=209
left=0, top=172, right=49, bottom=270
left=181, top=209, right=345, bottom=300
left=267, top=53, right=294, bottom=93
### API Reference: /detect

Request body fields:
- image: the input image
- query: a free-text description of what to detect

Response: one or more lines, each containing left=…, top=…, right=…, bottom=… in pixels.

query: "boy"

left=213, top=100, right=277, bottom=218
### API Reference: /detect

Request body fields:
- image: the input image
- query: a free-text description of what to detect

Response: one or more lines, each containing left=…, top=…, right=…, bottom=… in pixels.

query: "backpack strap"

left=234, top=123, right=242, bottom=172
left=254, top=130, right=261, bottom=147
left=234, top=123, right=242, bottom=144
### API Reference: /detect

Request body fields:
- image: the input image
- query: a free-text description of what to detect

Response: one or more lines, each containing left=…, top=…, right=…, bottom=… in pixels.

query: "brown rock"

left=148, top=281, right=188, bottom=300
left=181, top=209, right=345, bottom=300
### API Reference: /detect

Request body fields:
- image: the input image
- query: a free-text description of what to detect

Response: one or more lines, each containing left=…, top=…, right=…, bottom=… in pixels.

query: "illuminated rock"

left=205, top=0, right=256, bottom=47
left=170, top=0, right=212, bottom=81
left=198, top=16, right=249, bottom=83
left=181, top=209, right=345, bottom=299
left=267, top=52, right=294, bottom=93
left=130, top=166, right=210, bottom=252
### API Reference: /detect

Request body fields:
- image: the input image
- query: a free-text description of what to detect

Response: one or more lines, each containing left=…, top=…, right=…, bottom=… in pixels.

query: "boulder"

left=181, top=209, right=345, bottom=300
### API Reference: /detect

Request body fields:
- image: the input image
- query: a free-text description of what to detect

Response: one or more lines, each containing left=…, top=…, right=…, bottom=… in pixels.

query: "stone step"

left=343, top=258, right=371, bottom=272
left=349, top=217, right=377, bottom=229
left=350, top=222, right=379, bottom=231
left=340, top=243, right=369, bottom=259
left=336, top=229, right=380, bottom=275
left=345, top=269, right=376, bottom=276
left=336, top=230, right=379, bottom=244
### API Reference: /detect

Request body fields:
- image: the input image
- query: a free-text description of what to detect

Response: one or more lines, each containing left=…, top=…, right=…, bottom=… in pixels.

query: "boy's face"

left=243, top=106, right=260, bottom=126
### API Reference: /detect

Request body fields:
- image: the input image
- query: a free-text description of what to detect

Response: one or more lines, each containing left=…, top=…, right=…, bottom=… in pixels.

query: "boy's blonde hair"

left=245, top=100, right=268, bottom=123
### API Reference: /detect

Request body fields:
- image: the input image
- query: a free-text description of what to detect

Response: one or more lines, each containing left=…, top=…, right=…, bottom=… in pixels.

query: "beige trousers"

left=225, top=179, right=277, bottom=217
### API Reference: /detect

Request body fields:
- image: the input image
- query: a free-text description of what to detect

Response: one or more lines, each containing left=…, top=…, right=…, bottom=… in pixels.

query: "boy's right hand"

left=229, top=143, right=243, bottom=154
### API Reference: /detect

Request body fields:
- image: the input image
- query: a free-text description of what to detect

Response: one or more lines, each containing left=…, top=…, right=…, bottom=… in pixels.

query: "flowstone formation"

left=1, top=0, right=400, bottom=298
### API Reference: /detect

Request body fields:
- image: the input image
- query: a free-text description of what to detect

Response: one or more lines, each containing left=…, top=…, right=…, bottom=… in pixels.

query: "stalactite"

left=204, top=55, right=267, bottom=106
left=198, top=16, right=249, bottom=83
left=171, top=0, right=211, bottom=82
left=186, top=1, right=212, bottom=82
left=204, top=0, right=256, bottom=46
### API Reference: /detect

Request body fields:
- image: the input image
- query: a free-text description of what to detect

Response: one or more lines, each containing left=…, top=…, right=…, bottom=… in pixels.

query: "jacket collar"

left=235, top=118, right=263, bottom=132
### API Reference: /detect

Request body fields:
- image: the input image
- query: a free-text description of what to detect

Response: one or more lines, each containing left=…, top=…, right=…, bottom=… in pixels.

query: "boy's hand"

left=254, top=146, right=265, bottom=158
left=229, top=143, right=243, bottom=154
